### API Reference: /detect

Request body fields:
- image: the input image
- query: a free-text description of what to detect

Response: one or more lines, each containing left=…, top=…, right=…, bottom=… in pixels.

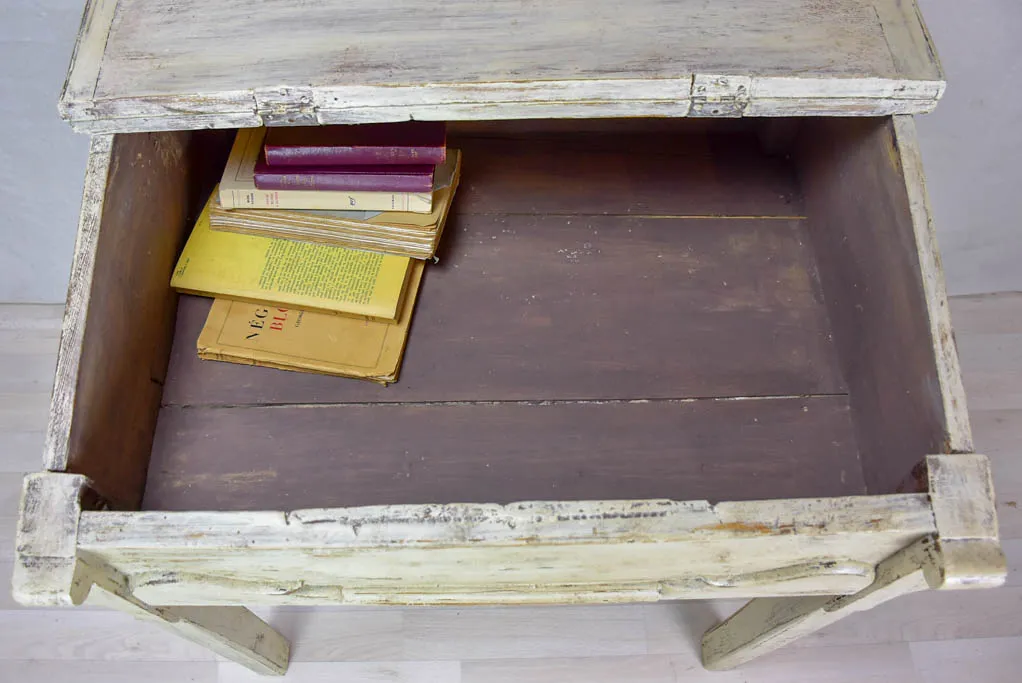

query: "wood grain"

left=797, top=116, right=967, bottom=495
left=162, top=215, right=843, bottom=406
left=645, top=543, right=1022, bottom=652
left=163, top=126, right=840, bottom=407
left=44, top=130, right=231, bottom=509
left=4, top=295, right=1021, bottom=679
left=143, top=395, right=863, bottom=511
left=59, top=1, right=945, bottom=131
left=84, top=492, right=931, bottom=606
left=447, top=128, right=801, bottom=216
left=702, top=536, right=943, bottom=669
left=874, top=0, right=944, bottom=84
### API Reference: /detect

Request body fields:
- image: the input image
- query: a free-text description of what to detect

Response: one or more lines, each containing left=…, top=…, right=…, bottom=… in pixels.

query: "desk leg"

left=702, top=535, right=940, bottom=669
left=84, top=562, right=290, bottom=676
left=153, top=606, right=289, bottom=675
left=703, top=454, right=1008, bottom=670
left=14, top=472, right=289, bottom=676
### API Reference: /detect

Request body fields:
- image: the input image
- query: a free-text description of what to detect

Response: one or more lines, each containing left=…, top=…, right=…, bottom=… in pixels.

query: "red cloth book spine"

left=253, top=163, right=435, bottom=192
left=264, top=122, right=447, bottom=166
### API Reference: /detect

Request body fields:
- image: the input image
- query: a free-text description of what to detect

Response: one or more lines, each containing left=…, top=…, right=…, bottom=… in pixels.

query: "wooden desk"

left=15, top=1, right=1005, bottom=675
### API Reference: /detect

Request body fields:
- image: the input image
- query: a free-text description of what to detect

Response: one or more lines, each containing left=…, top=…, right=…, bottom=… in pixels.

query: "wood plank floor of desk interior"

left=144, top=395, right=862, bottom=511
left=152, top=127, right=853, bottom=510
left=1, top=293, right=1021, bottom=680
left=149, top=212, right=856, bottom=510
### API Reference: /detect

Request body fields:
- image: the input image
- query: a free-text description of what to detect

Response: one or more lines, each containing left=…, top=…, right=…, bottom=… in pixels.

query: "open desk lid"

left=60, top=0, right=944, bottom=134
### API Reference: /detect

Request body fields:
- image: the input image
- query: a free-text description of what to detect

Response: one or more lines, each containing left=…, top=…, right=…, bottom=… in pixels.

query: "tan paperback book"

left=209, top=150, right=461, bottom=259
left=197, top=261, right=425, bottom=384
left=219, top=128, right=434, bottom=213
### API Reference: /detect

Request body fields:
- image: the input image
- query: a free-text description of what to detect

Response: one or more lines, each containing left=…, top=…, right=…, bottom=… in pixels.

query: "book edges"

left=173, top=287, right=405, bottom=323
left=219, top=128, right=434, bottom=212
left=210, top=151, right=462, bottom=259
left=195, top=349, right=396, bottom=385
left=252, top=163, right=435, bottom=193
left=264, top=122, right=446, bottom=167
left=265, top=145, right=446, bottom=167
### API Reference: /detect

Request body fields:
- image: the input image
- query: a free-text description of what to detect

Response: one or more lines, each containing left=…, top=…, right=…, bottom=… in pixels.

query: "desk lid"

left=60, top=0, right=944, bottom=133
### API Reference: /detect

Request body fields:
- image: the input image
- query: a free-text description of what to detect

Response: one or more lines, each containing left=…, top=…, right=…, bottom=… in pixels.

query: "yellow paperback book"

left=197, top=261, right=425, bottom=384
left=172, top=191, right=412, bottom=321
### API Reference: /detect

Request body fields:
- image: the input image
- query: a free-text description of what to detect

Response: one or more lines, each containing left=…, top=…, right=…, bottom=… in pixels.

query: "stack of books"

left=170, top=122, right=459, bottom=384
left=213, top=122, right=460, bottom=259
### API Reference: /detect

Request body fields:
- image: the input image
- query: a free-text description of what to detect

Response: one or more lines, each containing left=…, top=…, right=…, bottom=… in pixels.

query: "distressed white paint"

left=57, top=0, right=945, bottom=132
left=926, top=453, right=1008, bottom=589
left=76, top=495, right=935, bottom=605
left=17, top=459, right=1002, bottom=671
left=81, top=558, right=290, bottom=676
left=702, top=536, right=945, bottom=670
left=11, top=472, right=92, bottom=607
left=13, top=472, right=290, bottom=675
left=41, top=135, right=112, bottom=475
left=893, top=116, right=973, bottom=452
left=125, top=562, right=878, bottom=607
left=701, top=455, right=1006, bottom=670
left=9, top=2, right=1009, bottom=675
left=6, top=1, right=1022, bottom=303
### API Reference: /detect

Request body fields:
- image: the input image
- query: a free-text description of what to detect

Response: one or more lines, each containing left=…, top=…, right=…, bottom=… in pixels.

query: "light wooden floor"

left=1, top=294, right=1020, bottom=683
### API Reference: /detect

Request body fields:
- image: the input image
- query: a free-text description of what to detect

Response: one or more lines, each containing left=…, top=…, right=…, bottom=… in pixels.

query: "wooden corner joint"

left=925, top=454, right=1007, bottom=590
left=12, top=472, right=105, bottom=607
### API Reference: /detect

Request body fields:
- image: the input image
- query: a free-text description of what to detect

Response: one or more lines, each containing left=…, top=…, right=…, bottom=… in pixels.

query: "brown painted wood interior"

left=797, top=117, right=958, bottom=495
left=139, top=121, right=876, bottom=511
left=58, top=129, right=231, bottom=509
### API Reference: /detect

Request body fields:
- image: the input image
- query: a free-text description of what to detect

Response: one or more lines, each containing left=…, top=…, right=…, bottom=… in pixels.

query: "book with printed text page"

left=171, top=190, right=412, bottom=321
left=196, top=261, right=426, bottom=384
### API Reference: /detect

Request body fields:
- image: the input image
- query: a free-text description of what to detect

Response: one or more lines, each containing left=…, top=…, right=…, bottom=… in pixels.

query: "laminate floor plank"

left=0, top=609, right=216, bottom=661
left=219, top=661, right=460, bottom=683
left=460, top=644, right=922, bottom=683
left=910, top=637, right=1022, bottom=683
left=401, top=605, right=648, bottom=662
left=249, top=607, right=404, bottom=662
left=0, top=429, right=49, bottom=473
left=0, top=661, right=217, bottom=683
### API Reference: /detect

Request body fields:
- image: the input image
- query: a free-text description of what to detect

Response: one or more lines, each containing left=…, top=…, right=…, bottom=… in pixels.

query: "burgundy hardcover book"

left=253, top=160, right=435, bottom=192
left=264, top=122, right=447, bottom=166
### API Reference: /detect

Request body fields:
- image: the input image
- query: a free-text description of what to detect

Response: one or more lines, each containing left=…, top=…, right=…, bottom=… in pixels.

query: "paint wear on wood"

left=59, top=1, right=945, bottom=132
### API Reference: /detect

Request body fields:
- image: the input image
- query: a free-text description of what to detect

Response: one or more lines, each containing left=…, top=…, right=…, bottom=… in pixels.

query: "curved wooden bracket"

left=13, top=472, right=290, bottom=676
left=702, top=454, right=1006, bottom=670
